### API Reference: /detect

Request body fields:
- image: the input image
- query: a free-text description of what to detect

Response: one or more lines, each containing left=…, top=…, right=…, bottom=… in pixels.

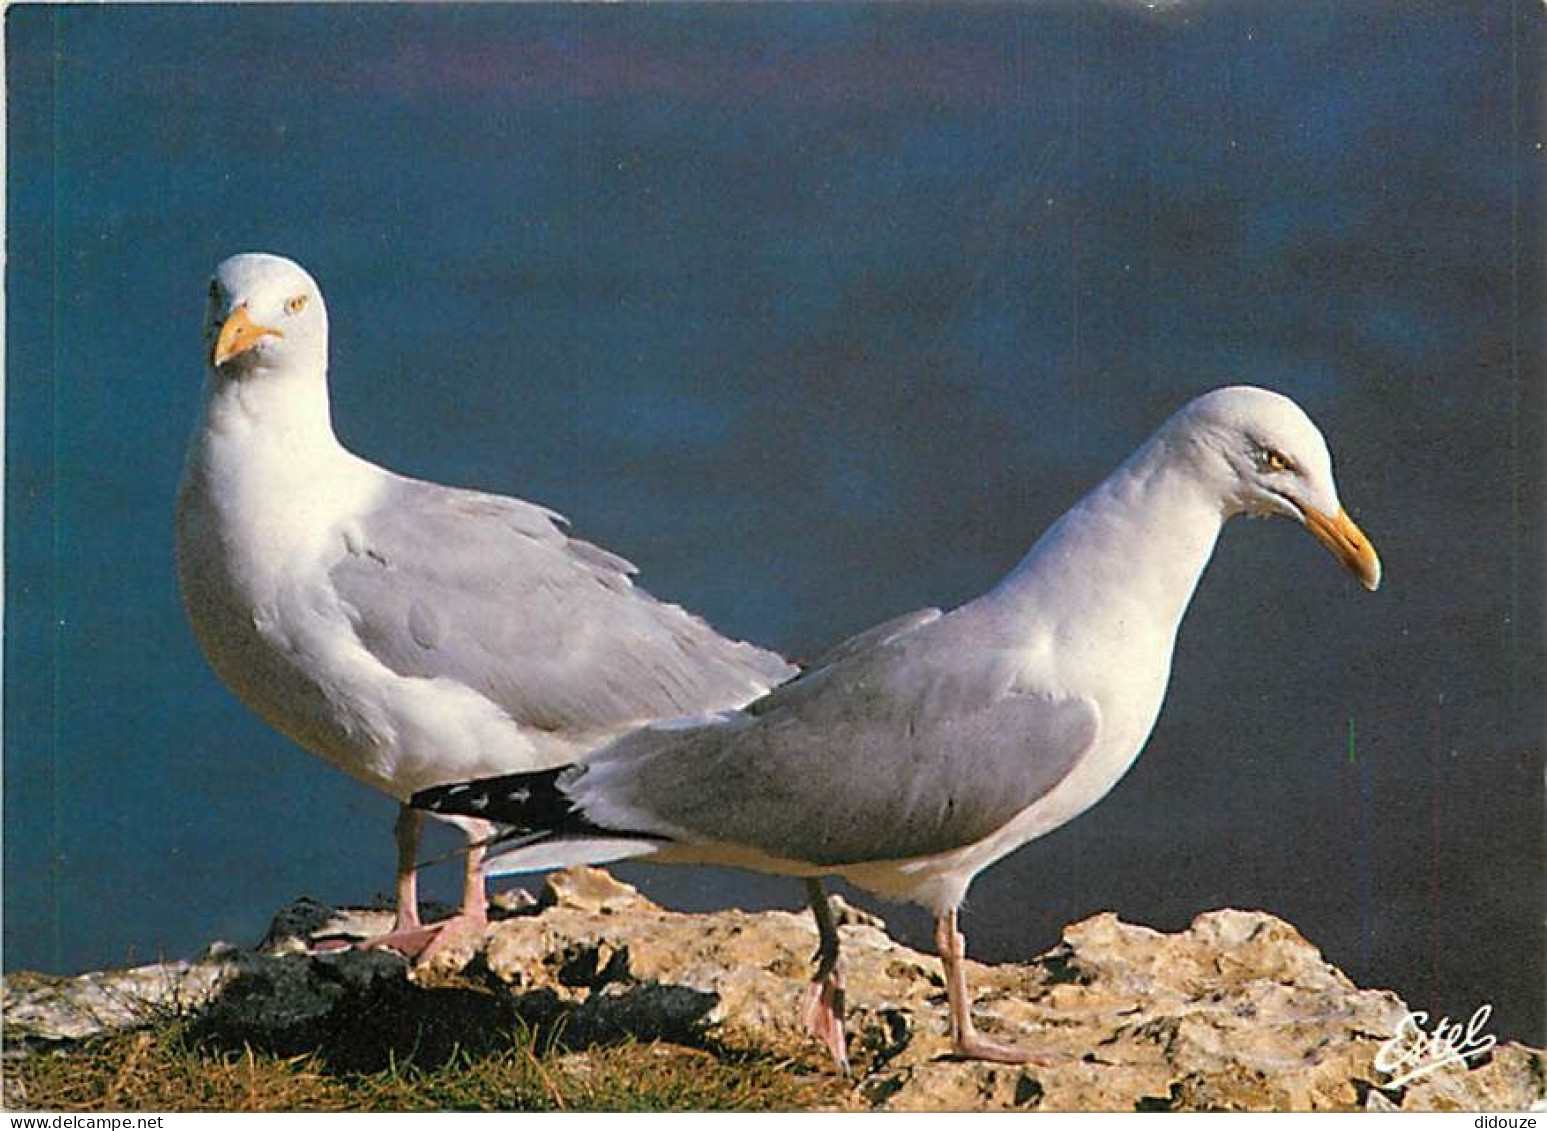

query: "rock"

left=2, top=959, right=237, bottom=1050
left=259, top=896, right=344, bottom=949
left=259, top=898, right=397, bottom=957
left=538, top=866, right=649, bottom=914
left=186, top=947, right=521, bottom=1074
left=827, top=893, right=886, bottom=930
left=4, top=886, right=1542, bottom=1111
left=490, top=887, right=540, bottom=915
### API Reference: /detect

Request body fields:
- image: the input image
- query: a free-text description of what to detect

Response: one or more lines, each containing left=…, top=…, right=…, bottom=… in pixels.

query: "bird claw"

left=950, top=1031, right=1055, bottom=1066
left=356, top=911, right=487, bottom=962
left=802, top=970, right=850, bottom=1074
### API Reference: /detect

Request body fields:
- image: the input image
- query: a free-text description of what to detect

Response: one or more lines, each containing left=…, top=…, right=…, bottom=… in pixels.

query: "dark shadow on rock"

left=857, top=1007, right=913, bottom=1073
left=258, top=897, right=341, bottom=948
left=187, top=948, right=719, bottom=1074
left=187, top=949, right=511, bottom=1074
left=556, top=983, right=720, bottom=1048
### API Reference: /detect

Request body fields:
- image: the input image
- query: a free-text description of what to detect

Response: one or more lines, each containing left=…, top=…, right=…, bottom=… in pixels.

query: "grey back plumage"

left=328, top=474, right=796, bottom=741
left=573, top=608, right=1101, bottom=865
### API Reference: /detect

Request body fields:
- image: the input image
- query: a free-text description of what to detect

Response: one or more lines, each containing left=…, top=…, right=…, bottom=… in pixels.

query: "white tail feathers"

left=481, top=836, right=662, bottom=877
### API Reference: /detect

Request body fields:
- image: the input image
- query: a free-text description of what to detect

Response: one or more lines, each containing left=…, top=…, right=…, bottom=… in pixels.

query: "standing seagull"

left=415, top=386, right=1381, bottom=1066
left=175, top=252, right=796, bottom=957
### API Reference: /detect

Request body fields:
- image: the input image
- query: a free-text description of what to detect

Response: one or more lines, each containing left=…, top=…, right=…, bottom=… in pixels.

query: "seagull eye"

left=1251, top=447, right=1295, bottom=474
left=285, top=294, right=309, bottom=315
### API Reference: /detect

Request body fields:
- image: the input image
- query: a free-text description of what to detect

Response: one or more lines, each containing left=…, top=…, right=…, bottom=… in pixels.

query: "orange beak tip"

left=1303, top=504, right=1381, bottom=594
left=211, top=307, right=281, bottom=368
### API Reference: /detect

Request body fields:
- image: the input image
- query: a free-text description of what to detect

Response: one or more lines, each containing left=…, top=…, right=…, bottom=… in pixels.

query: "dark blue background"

left=7, top=3, right=1542, bottom=1043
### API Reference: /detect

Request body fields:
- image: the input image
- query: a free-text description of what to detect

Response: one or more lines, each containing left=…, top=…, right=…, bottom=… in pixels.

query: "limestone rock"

left=537, top=865, right=649, bottom=914
left=4, top=884, right=1541, bottom=1111
left=2, top=958, right=237, bottom=1049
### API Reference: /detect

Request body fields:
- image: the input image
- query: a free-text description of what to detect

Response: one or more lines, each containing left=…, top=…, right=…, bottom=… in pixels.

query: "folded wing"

left=328, top=474, right=796, bottom=739
left=437, top=610, right=1102, bottom=868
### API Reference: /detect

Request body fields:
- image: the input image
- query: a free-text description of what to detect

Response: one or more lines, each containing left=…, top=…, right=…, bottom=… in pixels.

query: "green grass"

left=4, top=1021, right=852, bottom=1112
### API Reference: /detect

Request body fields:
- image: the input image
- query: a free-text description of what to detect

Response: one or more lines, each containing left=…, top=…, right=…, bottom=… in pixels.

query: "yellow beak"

left=1302, top=505, right=1382, bottom=592
left=212, top=307, right=282, bottom=367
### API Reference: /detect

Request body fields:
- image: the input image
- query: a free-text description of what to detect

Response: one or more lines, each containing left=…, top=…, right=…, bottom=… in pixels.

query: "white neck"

left=198, top=359, right=339, bottom=454
left=180, top=356, right=377, bottom=552
left=982, top=433, right=1228, bottom=652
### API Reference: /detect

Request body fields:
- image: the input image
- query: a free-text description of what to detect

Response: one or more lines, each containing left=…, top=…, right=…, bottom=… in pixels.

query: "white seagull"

left=175, top=252, right=796, bottom=957
left=414, top=386, right=1382, bottom=1066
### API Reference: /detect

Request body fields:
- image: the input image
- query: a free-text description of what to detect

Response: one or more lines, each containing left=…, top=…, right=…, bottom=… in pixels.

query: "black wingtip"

left=412, top=765, right=589, bottom=831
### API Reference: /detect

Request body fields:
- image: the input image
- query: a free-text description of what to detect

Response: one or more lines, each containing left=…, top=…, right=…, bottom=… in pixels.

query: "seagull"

left=175, top=252, right=797, bottom=958
left=413, top=386, right=1381, bottom=1067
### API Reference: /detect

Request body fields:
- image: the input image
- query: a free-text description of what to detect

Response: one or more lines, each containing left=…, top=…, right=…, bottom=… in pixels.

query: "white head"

left=205, top=253, right=328, bottom=376
left=1163, top=386, right=1381, bottom=591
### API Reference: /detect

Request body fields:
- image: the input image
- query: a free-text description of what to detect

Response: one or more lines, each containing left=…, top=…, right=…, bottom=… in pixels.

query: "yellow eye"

left=285, top=294, right=309, bottom=315
left=1252, top=446, right=1294, bottom=474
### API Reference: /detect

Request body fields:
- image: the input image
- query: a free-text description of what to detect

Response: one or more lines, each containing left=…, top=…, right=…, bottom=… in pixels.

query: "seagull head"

left=205, top=253, right=328, bottom=375
left=1167, top=385, right=1382, bottom=592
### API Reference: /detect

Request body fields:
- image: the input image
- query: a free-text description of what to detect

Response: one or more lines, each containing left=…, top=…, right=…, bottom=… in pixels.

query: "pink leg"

left=393, top=806, right=425, bottom=934
left=935, top=907, right=1051, bottom=1065
left=800, top=878, right=850, bottom=1073
left=418, top=822, right=490, bottom=960
left=357, top=808, right=489, bottom=960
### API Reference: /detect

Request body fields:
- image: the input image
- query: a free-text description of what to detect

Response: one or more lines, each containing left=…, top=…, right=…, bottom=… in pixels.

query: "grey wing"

left=576, top=644, right=1100, bottom=866
left=804, top=608, right=943, bottom=671
left=747, top=607, right=942, bottom=714
left=328, top=475, right=796, bottom=736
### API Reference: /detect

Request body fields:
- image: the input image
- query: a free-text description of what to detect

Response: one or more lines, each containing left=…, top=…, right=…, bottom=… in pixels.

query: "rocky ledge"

left=5, top=870, right=1542, bottom=1112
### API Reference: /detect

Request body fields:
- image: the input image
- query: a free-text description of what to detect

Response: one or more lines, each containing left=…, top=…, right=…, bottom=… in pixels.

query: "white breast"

left=175, top=387, right=394, bottom=777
